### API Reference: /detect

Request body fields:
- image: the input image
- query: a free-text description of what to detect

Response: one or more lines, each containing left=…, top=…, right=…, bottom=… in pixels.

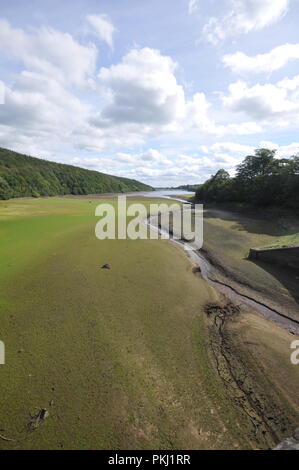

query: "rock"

left=101, top=264, right=111, bottom=269
left=274, top=429, right=299, bottom=450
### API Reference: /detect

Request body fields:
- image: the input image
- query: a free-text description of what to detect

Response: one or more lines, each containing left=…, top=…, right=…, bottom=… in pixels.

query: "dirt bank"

left=148, top=207, right=299, bottom=449
left=200, top=206, right=299, bottom=324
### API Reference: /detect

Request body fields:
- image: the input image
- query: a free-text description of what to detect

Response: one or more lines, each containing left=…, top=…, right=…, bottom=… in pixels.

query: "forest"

left=196, top=149, right=299, bottom=210
left=0, top=148, right=152, bottom=199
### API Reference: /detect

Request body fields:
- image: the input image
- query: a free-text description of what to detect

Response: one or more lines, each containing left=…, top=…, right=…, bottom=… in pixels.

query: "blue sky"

left=0, top=0, right=299, bottom=186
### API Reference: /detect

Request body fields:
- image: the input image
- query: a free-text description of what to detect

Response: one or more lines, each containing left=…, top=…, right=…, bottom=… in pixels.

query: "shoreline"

left=147, top=210, right=299, bottom=336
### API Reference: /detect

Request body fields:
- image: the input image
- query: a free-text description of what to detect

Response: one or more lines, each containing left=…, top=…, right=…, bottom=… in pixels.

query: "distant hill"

left=0, top=148, right=152, bottom=200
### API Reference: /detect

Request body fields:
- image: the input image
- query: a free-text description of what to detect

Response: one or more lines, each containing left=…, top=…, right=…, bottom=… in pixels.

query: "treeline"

left=196, top=148, right=299, bottom=210
left=176, top=184, right=201, bottom=192
left=0, top=148, right=152, bottom=200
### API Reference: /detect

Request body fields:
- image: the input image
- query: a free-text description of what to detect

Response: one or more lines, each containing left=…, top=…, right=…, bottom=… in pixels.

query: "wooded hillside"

left=0, top=148, right=152, bottom=199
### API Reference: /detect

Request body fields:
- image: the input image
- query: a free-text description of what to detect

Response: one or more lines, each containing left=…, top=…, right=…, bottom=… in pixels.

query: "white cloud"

left=209, top=142, right=254, bottom=155
left=87, top=47, right=258, bottom=146
left=259, top=141, right=299, bottom=156
left=58, top=140, right=299, bottom=187
left=69, top=144, right=252, bottom=187
left=148, top=139, right=299, bottom=186
left=203, top=0, right=289, bottom=44
left=0, top=71, right=90, bottom=155
left=117, top=149, right=172, bottom=167
left=74, top=139, right=299, bottom=187
left=112, top=144, right=253, bottom=185
left=222, top=78, right=299, bottom=124
left=225, top=121, right=263, bottom=134
left=277, top=74, right=299, bottom=90
left=223, top=43, right=299, bottom=74
left=198, top=142, right=255, bottom=173
left=78, top=46, right=230, bottom=151
left=97, top=47, right=186, bottom=127
left=0, top=18, right=97, bottom=87
left=0, top=18, right=98, bottom=157
left=185, top=92, right=217, bottom=133
left=86, top=14, right=116, bottom=49
left=0, top=13, right=268, bottom=164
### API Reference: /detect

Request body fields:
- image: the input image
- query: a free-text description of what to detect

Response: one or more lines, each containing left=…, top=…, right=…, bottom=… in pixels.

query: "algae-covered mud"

left=0, top=196, right=298, bottom=450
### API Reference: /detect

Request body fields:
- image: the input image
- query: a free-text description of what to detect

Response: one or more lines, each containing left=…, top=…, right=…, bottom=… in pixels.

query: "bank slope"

left=0, top=147, right=152, bottom=199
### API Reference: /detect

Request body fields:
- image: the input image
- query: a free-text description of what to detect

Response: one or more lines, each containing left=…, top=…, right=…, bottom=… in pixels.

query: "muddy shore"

left=147, top=208, right=299, bottom=449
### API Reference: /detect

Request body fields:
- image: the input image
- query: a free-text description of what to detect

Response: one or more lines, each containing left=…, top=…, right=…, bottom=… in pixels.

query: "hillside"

left=0, top=148, right=152, bottom=199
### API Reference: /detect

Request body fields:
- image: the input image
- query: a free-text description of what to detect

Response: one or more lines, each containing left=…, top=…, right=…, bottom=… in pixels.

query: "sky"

left=0, top=0, right=299, bottom=187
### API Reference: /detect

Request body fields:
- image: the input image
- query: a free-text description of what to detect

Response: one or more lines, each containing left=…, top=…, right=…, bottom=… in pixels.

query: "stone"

left=101, top=264, right=111, bottom=269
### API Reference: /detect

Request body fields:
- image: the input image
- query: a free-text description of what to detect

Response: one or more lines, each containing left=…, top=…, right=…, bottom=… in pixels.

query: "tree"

left=195, top=148, right=299, bottom=210
left=196, top=169, right=233, bottom=202
left=211, top=169, right=230, bottom=182
left=236, top=148, right=278, bottom=180
left=0, top=147, right=153, bottom=200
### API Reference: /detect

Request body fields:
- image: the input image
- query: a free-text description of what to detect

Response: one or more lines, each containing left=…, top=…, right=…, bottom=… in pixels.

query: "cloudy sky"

left=0, top=0, right=299, bottom=186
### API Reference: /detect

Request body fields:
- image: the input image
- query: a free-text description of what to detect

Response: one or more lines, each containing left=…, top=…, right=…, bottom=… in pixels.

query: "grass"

left=0, top=196, right=250, bottom=450
left=171, top=194, right=195, bottom=202
left=0, top=196, right=298, bottom=449
left=258, top=232, right=299, bottom=250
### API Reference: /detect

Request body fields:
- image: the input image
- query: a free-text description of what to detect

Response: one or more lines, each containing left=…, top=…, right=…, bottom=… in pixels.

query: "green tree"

left=236, top=149, right=278, bottom=180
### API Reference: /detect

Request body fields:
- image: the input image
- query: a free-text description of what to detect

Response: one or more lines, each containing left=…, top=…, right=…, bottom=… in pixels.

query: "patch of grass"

left=259, top=232, right=299, bottom=250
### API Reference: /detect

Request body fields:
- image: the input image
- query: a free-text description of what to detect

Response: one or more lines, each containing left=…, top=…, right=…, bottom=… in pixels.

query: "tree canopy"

left=196, top=148, right=299, bottom=210
left=0, top=148, right=152, bottom=200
